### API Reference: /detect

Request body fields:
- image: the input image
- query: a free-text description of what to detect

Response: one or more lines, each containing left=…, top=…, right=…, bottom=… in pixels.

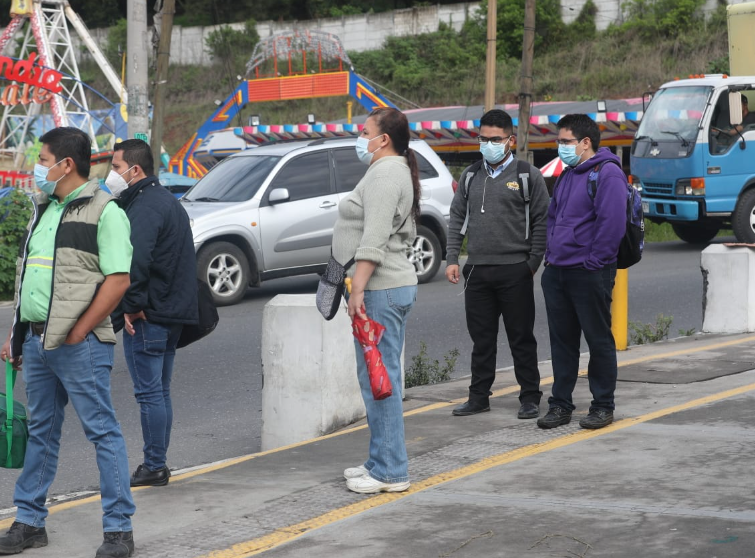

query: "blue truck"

left=630, top=2, right=755, bottom=244
left=631, top=76, right=755, bottom=243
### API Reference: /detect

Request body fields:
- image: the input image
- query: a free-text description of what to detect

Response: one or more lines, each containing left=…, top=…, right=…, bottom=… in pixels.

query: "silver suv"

left=181, top=138, right=454, bottom=306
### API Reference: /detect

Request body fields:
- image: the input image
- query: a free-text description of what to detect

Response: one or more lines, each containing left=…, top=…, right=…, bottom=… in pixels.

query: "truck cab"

left=630, top=76, right=755, bottom=243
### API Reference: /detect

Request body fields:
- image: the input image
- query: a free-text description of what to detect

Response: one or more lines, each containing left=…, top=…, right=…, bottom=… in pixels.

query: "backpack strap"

left=516, top=160, right=532, bottom=240
left=459, top=160, right=483, bottom=236
left=587, top=159, right=622, bottom=200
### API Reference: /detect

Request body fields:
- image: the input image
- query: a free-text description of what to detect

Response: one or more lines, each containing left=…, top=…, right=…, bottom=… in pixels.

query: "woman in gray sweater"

left=332, top=107, right=420, bottom=494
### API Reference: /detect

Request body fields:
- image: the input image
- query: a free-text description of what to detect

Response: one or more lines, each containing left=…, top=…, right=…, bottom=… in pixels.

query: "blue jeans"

left=15, top=330, right=135, bottom=532
left=541, top=264, right=618, bottom=412
left=123, top=320, right=182, bottom=471
left=353, top=285, right=417, bottom=484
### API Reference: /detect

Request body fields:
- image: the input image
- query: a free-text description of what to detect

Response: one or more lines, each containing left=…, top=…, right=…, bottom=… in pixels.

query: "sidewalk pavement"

left=2, top=332, right=755, bottom=558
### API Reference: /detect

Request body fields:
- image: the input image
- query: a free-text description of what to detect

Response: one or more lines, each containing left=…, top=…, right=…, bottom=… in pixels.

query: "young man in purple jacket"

left=538, top=114, right=626, bottom=430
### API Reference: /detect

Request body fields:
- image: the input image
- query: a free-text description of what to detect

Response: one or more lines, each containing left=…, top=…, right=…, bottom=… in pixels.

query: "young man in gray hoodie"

left=446, top=109, right=549, bottom=419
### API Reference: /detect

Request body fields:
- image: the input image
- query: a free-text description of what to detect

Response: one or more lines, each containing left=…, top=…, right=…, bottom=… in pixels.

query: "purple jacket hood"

left=544, top=147, right=627, bottom=270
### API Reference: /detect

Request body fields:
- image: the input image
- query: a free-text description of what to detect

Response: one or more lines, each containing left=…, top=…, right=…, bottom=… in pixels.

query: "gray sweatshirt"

left=332, top=156, right=418, bottom=291
left=446, top=158, right=549, bottom=273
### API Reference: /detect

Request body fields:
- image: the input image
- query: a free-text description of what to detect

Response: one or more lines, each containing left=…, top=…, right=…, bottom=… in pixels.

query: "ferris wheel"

left=0, top=0, right=126, bottom=171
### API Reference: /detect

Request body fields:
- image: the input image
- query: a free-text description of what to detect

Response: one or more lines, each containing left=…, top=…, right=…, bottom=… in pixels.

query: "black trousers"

left=463, top=262, right=542, bottom=405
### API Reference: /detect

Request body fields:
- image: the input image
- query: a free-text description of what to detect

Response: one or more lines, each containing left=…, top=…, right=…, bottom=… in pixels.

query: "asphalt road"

left=0, top=238, right=722, bottom=511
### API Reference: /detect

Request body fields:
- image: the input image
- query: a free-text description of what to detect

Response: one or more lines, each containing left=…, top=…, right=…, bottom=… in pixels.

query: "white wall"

left=562, top=0, right=751, bottom=30
left=85, top=2, right=481, bottom=66
left=9, top=0, right=747, bottom=67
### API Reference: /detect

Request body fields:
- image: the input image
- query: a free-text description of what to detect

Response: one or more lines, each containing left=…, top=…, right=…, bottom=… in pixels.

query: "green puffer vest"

left=11, top=181, right=117, bottom=354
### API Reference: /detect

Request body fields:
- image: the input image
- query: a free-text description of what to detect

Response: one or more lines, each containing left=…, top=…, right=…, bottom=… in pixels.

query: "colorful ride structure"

left=0, top=0, right=126, bottom=181
left=168, top=29, right=396, bottom=178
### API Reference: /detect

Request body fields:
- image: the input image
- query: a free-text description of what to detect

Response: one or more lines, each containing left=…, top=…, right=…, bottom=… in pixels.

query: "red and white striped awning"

left=540, top=156, right=565, bottom=177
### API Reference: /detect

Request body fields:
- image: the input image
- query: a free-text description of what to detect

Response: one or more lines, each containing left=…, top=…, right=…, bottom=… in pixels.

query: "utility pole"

left=151, top=0, right=175, bottom=169
left=484, top=0, right=497, bottom=112
left=127, top=0, right=149, bottom=139
left=517, top=0, right=536, bottom=160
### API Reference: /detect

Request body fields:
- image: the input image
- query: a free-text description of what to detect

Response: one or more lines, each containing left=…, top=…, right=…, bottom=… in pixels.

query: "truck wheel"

left=732, top=189, right=755, bottom=243
left=407, top=225, right=442, bottom=283
left=671, top=223, right=720, bottom=245
left=197, top=241, right=249, bottom=306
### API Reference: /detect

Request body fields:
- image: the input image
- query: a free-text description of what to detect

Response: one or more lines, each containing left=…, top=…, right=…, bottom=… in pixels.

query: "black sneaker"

left=95, top=531, right=134, bottom=558
left=0, top=521, right=48, bottom=554
left=130, top=463, right=170, bottom=487
left=537, top=406, right=572, bottom=429
left=579, top=408, right=614, bottom=429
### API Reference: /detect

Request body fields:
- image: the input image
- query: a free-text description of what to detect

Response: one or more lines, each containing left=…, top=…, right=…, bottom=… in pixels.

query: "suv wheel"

left=408, top=225, right=442, bottom=283
left=198, top=241, right=249, bottom=306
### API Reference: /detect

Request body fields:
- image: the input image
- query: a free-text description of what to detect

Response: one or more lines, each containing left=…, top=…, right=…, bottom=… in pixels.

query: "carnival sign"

left=0, top=52, right=63, bottom=107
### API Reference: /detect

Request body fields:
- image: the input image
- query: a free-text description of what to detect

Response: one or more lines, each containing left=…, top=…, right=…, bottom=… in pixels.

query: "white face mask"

left=105, top=166, right=135, bottom=197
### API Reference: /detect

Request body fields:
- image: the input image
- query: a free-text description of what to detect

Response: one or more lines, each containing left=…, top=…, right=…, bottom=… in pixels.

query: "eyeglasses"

left=556, top=138, right=582, bottom=146
left=477, top=135, right=512, bottom=145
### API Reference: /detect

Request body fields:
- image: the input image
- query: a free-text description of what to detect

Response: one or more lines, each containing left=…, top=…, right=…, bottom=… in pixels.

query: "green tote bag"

left=1, top=360, right=28, bottom=469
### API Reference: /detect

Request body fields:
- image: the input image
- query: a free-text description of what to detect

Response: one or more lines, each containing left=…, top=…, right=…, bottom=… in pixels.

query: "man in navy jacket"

left=109, top=139, right=198, bottom=486
left=538, top=114, right=626, bottom=431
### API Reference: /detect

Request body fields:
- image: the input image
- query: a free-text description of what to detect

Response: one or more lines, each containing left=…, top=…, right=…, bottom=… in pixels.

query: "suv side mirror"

left=268, top=188, right=290, bottom=204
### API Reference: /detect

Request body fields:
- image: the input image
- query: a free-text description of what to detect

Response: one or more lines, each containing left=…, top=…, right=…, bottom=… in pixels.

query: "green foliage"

left=350, top=21, right=485, bottom=105
left=618, top=0, right=707, bottom=39
left=629, top=314, right=673, bottom=345
left=104, top=19, right=128, bottom=70
left=465, top=0, right=567, bottom=60
left=679, top=328, right=696, bottom=337
left=206, top=19, right=259, bottom=66
left=406, top=342, right=459, bottom=388
left=0, top=191, right=32, bottom=300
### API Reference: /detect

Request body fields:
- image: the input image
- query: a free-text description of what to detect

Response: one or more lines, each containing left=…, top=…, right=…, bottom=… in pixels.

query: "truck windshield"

left=636, top=86, right=711, bottom=142
left=182, top=155, right=280, bottom=203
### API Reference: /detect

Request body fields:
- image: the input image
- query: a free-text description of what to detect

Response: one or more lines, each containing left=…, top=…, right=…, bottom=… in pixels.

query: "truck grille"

left=643, top=182, right=674, bottom=196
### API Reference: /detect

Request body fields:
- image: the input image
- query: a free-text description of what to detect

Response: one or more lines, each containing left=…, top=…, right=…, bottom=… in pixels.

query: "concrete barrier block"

left=261, top=294, right=365, bottom=451
left=701, top=244, right=755, bottom=333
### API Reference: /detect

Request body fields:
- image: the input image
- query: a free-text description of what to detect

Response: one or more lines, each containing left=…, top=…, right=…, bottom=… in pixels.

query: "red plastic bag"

left=351, top=315, right=392, bottom=400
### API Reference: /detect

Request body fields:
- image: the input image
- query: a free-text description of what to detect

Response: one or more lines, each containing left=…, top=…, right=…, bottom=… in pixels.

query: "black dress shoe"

left=130, top=464, right=170, bottom=487
left=517, top=402, right=540, bottom=419
left=452, top=400, right=490, bottom=416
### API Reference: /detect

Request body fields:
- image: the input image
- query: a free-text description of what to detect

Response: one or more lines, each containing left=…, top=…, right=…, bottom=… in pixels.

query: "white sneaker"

left=343, top=465, right=369, bottom=480
left=346, top=475, right=410, bottom=494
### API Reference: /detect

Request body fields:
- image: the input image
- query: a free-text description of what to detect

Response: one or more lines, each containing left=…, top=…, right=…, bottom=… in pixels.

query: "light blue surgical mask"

left=558, top=144, right=584, bottom=167
left=355, top=134, right=384, bottom=165
left=479, top=139, right=510, bottom=164
left=33, top=159, right=65, bottom=196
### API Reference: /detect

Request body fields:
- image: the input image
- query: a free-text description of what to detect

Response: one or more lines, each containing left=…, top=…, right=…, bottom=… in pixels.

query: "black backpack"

left=177, top=279, right=219, bottom=348
left=459, top=159, right=536, bottom=239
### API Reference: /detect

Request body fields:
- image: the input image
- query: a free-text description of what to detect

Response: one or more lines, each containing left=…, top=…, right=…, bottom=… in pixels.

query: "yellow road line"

left=2, top=334, right=754, bottom=531
left=200, top=381, right=755, bottom=558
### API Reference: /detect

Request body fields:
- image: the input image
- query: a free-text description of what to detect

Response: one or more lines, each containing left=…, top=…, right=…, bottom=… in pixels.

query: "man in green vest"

left=0, top=127, right=137, bottom=558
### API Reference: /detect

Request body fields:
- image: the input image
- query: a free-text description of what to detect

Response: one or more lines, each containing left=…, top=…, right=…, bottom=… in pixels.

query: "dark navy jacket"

left=112, top=176, right=198, bottom=329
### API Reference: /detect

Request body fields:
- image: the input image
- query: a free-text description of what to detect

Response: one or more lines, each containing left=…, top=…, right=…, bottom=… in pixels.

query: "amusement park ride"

left=0, top=0, right=126, bottom=185
left=0, top=1, right=646, bottom=186
left=168, top=29, right=396, bottom=179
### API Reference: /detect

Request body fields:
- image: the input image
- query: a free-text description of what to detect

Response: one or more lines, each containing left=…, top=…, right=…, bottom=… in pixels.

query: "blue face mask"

left=558, top=144, right=584, bottom=167
left=479, top=139, right=510, bottom=164
left=33, top=159, right=65, bottom=196
left=355, top=134, right=384, bottom=165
